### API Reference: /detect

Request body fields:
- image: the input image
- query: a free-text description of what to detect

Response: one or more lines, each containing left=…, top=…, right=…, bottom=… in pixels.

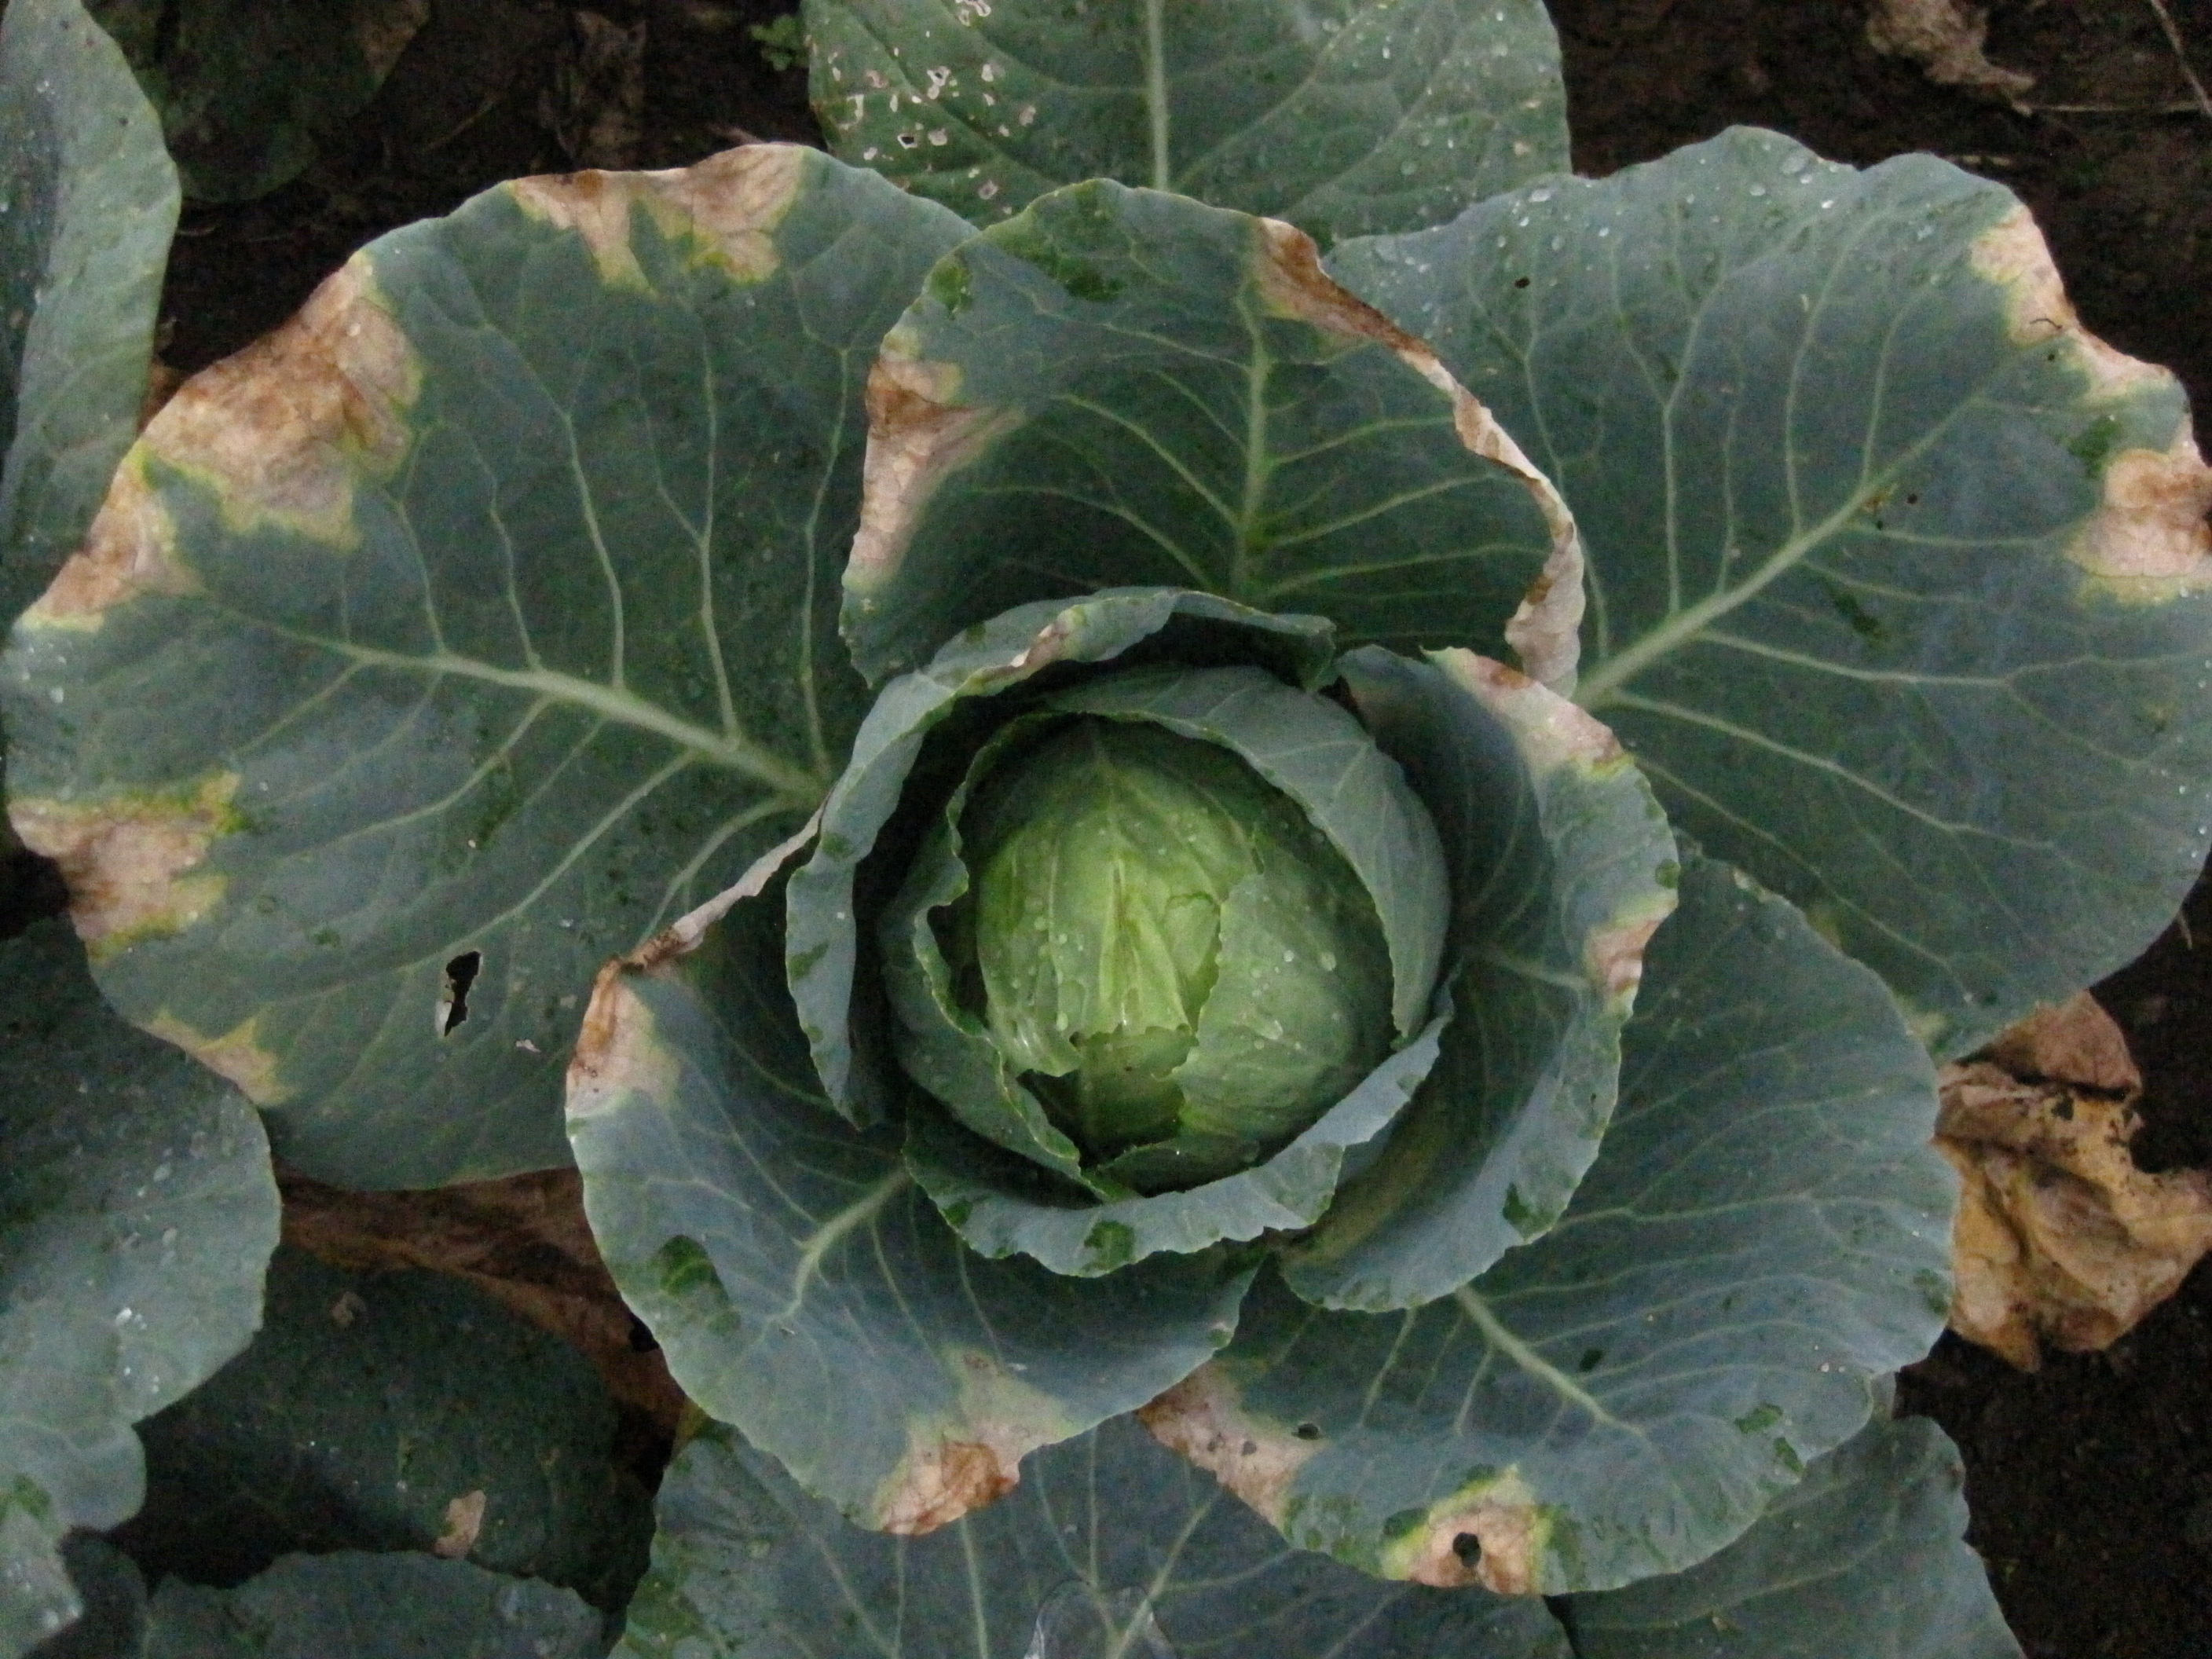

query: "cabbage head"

left=6, top=0, right=2210, bottom=1650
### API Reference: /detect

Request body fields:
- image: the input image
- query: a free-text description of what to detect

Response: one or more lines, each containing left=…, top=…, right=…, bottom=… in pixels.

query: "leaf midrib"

left=316, top=637, right=826, bottom=803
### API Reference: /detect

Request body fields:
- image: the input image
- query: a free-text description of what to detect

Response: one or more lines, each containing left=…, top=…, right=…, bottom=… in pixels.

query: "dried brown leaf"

left=1938, top=992, right=2212, bottom=1368
left=1865, top=0, right=2035, bottom=108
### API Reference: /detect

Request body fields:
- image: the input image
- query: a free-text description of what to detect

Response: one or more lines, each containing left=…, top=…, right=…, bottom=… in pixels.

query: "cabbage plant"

left=5, top=0, right=2211, bottom=1651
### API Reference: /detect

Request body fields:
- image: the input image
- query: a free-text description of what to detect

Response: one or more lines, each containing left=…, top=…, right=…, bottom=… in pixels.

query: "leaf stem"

left=1144, top=0, right=1170, bottom=189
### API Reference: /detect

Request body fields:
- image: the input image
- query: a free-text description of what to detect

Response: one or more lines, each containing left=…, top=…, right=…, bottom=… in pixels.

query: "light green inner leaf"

left=958, top=716, right=1393, bottom=1177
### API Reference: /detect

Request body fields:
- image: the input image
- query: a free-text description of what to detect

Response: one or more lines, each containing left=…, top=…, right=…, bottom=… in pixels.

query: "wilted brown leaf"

left=1865, top=0, right=2035, bottom=108
left=1938, top=991, right=2212, bottom=1369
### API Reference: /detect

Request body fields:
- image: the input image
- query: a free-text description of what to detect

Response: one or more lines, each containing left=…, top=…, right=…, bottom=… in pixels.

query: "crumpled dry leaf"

left=432, top=1489, right=487, bottom=1558
left=541, top=9, right=646, bottom=170
left=1937, top=991, right=2212, bottom=1369
left=280, top=1166, right=686, bottom=1435
left=1865, top=0, right=2035, bottom=109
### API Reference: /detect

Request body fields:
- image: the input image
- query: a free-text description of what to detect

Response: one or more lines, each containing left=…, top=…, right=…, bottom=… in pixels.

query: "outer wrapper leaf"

left=840, top=178, right=1574, bottom=687
left=3, top=145, right=969, bottom=1188
left=1330, top=126, right=2212, bottom=1060
left=0, top=0, right=178, bottom=624
left=881, top=656, right=1454, bottom=1275
left=1562, top=1415, right=2021, bottom=1659
left=568, top=860, right=1254, bottom=1539
left=1144, top=852, right=1954, bottom=1595
left=614, top=1415, right=1573, bottom=1659
left=1, top=922, right=278, bottom=1658
left=139, top=1553, right=602, bottom=1659
left=1280, top=647, right=1677, bottom=1307
left=115, top=1247, right=650, bottom=1610
left=804, top=0, right=1567, bottom=246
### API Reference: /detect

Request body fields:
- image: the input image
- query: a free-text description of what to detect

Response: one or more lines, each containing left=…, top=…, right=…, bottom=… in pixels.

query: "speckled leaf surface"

left=139, top=1552, right=602, bottom=1659
left=1562, top=1414, right=2020, bottom=1659
left=86, top=0, right=428, bottom=203
left=804, top=0, right=1566, bottom=246
left=0, top=0, right=178, bottom=625
left=0, top=921, right=276, bottom=1659
left=1329, top=126, right=2212, bottom=1060
left=839, top=179, right=1566, bottom=686
left=568, top=862, right=1254, bottom=1537
left=1278, top=646, right=1676, bottom=1309
left=614, top=1415, right=1573, bottom=1659
left=115, top=1247, right=650, bottom=1611
left=3, top=145, right=969, bottom=1188
left=1144, top=852, right=1953, bottom=1595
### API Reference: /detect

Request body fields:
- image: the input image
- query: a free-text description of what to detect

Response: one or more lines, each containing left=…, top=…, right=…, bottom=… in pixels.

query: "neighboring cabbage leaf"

left=837, top=178, right=1576, bottom=686
left=113, top=1247, right=652, bottom=1612
left=1329, top=126, right=2212, bottom=1061
left=802, top=0, right=1567, bottom=245
left=567, top=837, right=1254, bottom=1539
left=84, top=0, right=428, bottom=203
left=1144, top=851, right=1953, bottom=1594
left=1562, top=1414, right=2021, bottom=1659
left=2, top=145, right=970, bottom=1188
left=0, top=0, right=178, bottom=624
left=1, top=921, right=278, bottom=1659
left=138, top=1553, right=602, bottom=1659
left=614, top=1415, right=1574, bottom=1659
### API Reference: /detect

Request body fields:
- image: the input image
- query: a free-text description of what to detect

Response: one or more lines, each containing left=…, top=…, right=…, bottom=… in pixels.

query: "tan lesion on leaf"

left=509, top=142, right=808, bottom=291
left=1970, top=209, right=2212, bottom=602
left=135, top=255, right=419, bottom=549
left=1585, top=909, right=1670, bottom=1010
left=1378, top=1470, right=1548, bottom=1594
left=628, top=811, right=822, bottom=976
left=847, top=342, right=1020, bottom=602
left=11, top=774, right=243, bottom=959
left=566, top=967, right=682, bottom=1125
left=2068, top=433, right=2212, bottom=604
left=1938, top=991, right=2212, bottom=1369
left=142, top=1010, right=291, bottom=1104
left=1253, top=220, right=1586, bottom=690
left=1432, top=649, right=1628, bottom=777
left=872, top=1349, right=1073, bottom=1534
left=1971, top=209, right=2163, bottom=400
left=1137, top=1364, right=1317, bottom=1527
left=20, top=454, right=199, bottom=632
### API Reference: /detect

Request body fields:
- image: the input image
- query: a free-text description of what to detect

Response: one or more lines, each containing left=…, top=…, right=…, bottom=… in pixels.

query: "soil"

left=27, top=2, right=2212, bottom=1654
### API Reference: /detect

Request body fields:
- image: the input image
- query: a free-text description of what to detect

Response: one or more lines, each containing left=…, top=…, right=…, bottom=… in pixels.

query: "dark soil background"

left=35, top=2, right=2212, bottom=1655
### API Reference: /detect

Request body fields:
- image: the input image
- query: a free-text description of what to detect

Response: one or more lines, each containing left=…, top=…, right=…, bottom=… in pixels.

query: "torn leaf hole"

left=439, top=950, right=482, bottom=1035
left=1513, top=276, right=1531, bottom=288
left=1293, top=1421, right=1321, bottom=1441
left=1452, top=1532, right=1483, bottom=1568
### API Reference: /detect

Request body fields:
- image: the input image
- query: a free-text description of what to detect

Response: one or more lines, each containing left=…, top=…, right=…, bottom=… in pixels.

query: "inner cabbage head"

left=949, top=716, right=1396, bottom=1190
